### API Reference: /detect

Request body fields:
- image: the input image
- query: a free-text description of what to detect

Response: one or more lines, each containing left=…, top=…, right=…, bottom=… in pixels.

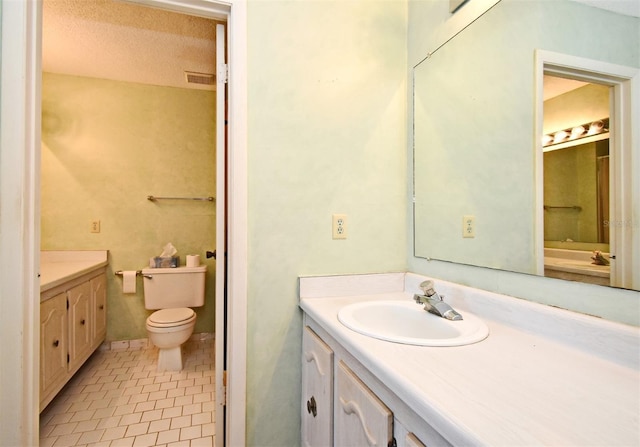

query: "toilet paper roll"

left=186, top=255, right=200, bottom=267
left=122, top=271, right=137, bottom=294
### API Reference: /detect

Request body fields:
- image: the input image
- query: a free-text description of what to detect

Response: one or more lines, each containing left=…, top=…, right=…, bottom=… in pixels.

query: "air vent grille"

left=185, top=71, right=215, bottom=85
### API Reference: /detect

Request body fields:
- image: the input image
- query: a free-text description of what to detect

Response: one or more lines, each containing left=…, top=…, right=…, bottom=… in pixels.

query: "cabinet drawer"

left=302, top=326, right=334, bottom=447
left=336, top=361, right=392, bottom=447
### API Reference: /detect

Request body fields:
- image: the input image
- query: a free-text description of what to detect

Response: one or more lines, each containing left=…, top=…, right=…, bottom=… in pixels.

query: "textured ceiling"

left=42, top=0, right=218, bottom=90
left=42, top=0, right=636, bottom=93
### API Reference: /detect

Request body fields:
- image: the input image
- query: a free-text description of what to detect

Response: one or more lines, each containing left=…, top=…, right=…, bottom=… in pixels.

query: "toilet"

left=141, top=265, right=207, bottom=372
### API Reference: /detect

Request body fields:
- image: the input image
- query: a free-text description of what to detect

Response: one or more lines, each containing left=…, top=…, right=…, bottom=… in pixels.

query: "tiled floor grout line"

left=40, top=337, right=215, bottom=447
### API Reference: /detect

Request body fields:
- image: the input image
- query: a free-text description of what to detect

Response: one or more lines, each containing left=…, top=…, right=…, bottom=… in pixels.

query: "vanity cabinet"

left=40, top=270, right=107, bottom=411
left=302, top=323, right=435, bottom=447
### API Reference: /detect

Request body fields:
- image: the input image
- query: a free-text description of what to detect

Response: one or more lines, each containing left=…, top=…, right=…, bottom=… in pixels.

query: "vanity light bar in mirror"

left=543, top=118, right=609, bottom=150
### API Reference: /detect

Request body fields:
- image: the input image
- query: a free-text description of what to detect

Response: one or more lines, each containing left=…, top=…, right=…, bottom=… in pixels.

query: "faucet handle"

left=419, top=280, right=436, bottom=296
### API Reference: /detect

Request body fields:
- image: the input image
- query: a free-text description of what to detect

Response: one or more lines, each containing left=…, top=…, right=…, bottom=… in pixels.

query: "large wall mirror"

left=413, top=0, right=639, bottom=290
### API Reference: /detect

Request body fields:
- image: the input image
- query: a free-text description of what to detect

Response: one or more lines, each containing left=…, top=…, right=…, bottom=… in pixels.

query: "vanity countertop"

left=40, top=250, right=109, bottom=295
left=544, top=247, right=610, bottom=278
left=299, top=273, right=639, bottom=447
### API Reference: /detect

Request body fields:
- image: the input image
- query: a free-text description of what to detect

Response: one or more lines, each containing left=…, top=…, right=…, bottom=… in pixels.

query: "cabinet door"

left=67, top=281, right=92, bottom=372
left=40, top=293, right=68, bottom=402
left=91, top=274, right=107, bottom=347
left=302, top=327, right=334, bottom=447
left=336, top=361, right=393, bottom=447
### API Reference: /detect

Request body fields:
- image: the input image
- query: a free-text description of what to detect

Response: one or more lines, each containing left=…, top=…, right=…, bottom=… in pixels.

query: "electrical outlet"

left=91, top=220, right=101, bottom=233
left=463, top=215, right=475, bottom=238
left=332, top=214, right=347, bottom=239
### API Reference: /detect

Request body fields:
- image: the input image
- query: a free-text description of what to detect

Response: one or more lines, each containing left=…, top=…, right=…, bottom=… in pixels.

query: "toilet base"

left=156, top=346, right=184, bottom=372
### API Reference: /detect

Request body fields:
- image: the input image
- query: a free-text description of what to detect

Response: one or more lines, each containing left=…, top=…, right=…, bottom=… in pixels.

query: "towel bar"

left=147, top=195, right=214, bottom=202
left=114, top=270, right=152, bottom=279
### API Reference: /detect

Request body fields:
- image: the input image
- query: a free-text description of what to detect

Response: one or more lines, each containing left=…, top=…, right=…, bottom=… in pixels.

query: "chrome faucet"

left=413, top=280, right=463, bottom=321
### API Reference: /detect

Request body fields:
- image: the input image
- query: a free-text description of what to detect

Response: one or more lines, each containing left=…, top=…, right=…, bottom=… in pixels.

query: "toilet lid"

left=148, top=308, right=195, bottom=325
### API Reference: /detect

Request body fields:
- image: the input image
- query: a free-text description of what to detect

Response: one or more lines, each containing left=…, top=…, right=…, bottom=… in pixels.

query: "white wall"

left=0, top=0, right=41, bottom=444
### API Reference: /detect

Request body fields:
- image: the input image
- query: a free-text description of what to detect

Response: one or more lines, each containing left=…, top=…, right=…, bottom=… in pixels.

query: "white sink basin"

left=337, top=300, right=489, bottom=346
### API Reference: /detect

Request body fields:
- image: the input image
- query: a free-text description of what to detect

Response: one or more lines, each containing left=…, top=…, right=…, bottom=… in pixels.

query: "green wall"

left=41, top=72, right=216, bottom=341
left=246, top=0, right=408, bottom=444
left=544, top=142, right=599, bottom=243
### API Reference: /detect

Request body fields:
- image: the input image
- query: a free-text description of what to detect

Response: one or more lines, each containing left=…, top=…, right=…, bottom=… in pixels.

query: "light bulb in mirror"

left=553, top=130, right=569, bottom=144
left=570, top=125, right=586, bottom=139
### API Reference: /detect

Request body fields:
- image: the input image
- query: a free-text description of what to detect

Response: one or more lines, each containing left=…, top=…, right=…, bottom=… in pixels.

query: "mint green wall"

left=41, top=73, right=216, bottom=341
left=246, top=0, right=407, bottom=444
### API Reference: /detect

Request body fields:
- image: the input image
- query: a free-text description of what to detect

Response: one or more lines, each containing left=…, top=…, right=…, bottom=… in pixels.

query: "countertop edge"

left=40, top=250, right=109, bottom=294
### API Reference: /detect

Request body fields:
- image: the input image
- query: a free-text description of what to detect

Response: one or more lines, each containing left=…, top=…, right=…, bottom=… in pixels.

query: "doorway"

left=0, top=0, right=247, bottom=445
left=535, top=50, right=639, bottom=291
left=40, top=1, right=224, bottom=444
left=541, top=76, right=611, bottom=286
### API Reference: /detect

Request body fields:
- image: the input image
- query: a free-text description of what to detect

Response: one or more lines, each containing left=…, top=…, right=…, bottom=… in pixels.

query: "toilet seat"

left=147, top=308, right=195, bottom=328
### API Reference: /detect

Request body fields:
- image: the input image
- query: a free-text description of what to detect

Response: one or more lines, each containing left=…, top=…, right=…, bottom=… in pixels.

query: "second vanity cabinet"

left=302, top=323, right=433, bottom=447
left=40, top=270, right=107, bottom=411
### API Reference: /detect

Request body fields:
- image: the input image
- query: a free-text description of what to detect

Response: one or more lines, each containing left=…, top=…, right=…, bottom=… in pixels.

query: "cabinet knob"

left=306, top=396, right=317, bottom=417
left=53, top=340, right=59, bottom=347
left=99, top=305, right=104, bottom=310
left=80, top=319, right=86, bottom=325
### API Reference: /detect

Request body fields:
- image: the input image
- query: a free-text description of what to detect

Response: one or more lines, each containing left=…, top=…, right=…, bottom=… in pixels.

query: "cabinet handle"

left=80, top=319, right=86, bottom=325
left=304, top=350, right=325, bottom=376
left=99, top=305, right=104, bottom=310
left=340, top=397, right=377, bottom=446
left=53, top=340, right=59, bottom=347
left=306, top=396, right=317, bottom=417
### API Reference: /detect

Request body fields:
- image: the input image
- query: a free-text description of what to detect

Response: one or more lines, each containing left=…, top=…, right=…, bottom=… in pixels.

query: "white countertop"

left=40, top=250, right=109, bottom=293
left=299, top=273, right=640, bottom=446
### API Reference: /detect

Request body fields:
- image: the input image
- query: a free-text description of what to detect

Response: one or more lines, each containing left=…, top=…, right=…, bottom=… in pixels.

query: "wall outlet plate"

left=332, top=214, right=347, bottom=239
left=463, top=215, right=475, bottom=238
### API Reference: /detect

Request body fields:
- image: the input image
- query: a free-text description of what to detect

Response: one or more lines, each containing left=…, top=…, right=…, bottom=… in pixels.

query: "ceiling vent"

left=185, top=71, right=215, bottom=86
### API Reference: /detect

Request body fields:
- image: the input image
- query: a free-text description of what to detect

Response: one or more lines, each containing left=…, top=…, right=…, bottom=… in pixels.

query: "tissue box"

left=151, top=256, right=179, bottom=268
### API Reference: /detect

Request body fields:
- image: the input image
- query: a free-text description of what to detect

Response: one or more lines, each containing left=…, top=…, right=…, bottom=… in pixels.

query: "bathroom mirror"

left=413, top=0, right=639, bottom=290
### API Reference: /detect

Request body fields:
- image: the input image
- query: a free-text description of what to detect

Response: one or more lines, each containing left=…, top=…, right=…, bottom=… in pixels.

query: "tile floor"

left=40, top=335, right=215, bottom=447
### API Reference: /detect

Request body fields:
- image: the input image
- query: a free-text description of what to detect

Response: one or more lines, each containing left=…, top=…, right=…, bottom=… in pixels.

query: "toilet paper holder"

left=115, top=270, right=153, bottom=279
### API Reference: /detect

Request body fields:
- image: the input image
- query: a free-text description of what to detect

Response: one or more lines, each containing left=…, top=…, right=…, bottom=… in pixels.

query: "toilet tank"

left=141, top=265, right=207, bottom=310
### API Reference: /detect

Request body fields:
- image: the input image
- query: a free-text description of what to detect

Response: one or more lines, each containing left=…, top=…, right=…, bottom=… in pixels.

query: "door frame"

left=0, top=0, right=247, bottom=445
left=534, top=49, right=639, bottom=290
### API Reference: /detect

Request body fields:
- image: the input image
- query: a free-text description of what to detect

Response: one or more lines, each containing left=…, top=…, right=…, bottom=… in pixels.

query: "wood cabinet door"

left=336, top=361, right=393, bottom=447
left=40, top=293, right=68, bottom=401
left=67, top=281, right=92, bottom=372
left=302, top=326, right=334, bottom=447
left=91, top=274, right=107, bottom=347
